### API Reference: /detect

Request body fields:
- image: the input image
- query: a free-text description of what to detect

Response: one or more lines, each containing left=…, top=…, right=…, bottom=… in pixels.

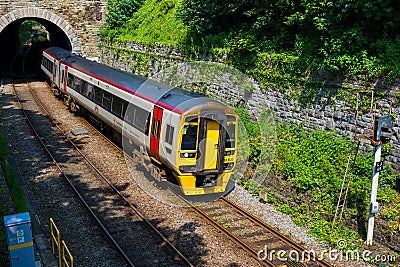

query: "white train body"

left=41, top=47, right=237, bottom=195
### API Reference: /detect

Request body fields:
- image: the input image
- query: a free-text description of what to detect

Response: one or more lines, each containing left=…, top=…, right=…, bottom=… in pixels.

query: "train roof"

left=43, top=47, right=232, bottom=114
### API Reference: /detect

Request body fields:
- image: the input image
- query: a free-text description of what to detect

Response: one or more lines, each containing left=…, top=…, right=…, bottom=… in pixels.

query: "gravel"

left=2, top=79, right=397, bottom=267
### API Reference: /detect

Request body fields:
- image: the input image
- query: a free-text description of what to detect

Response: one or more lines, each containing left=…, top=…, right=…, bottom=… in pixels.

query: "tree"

left=106, top=0, right=143, bottom=29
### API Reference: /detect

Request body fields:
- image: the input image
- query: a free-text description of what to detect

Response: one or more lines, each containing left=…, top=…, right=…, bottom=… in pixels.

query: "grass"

left=0, top=126, right=28, bottom=266
left=117, top=0, right=188, bottom=44
left=0, top=128, right=27, bottom=213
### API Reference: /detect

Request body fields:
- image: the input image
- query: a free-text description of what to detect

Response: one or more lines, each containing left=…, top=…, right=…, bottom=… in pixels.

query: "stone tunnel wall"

left=99, top=41, right=400, bottom=173
left=0, top=0, right=106, bottom=57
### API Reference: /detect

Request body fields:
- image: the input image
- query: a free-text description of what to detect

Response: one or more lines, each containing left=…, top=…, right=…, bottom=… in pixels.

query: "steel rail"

left=39, top=82, right=193, bottom=267
left=177, top=195, right=275, bottom=267
left=13, top=82, right=194, bottom=267
left=40, top=81, right=331, bottom=267
left=10, top=83, right=136, bottom=267
left=220, top=197, right=332, bottom=267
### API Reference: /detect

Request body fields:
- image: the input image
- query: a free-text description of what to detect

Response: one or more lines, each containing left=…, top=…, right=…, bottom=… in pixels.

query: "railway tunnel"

left=0, top=17, right=72, bottom=79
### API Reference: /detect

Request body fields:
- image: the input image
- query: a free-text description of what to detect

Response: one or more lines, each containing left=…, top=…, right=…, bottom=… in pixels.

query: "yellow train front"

left=163, top=101, right=238, bottom=195
left=41, top=47, right=238, bottom=196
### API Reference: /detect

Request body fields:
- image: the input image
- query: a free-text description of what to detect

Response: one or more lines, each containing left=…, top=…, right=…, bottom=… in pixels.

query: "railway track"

left=22, top=80, right=332, bottom=267
left=11, top=81, right=193, bottom=267
left=190, top=197, right=333, bottom=267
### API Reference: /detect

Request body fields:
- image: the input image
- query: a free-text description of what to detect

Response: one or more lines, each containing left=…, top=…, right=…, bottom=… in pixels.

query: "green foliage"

left=309, top=220, right=362, bottom=250
left=18, top=20, right=45, bottom=44
left=0, top=128, right=28, bottom=265
left=0, top=186, right=6, bottom=267
left=277, top=204, right=292, bottom=215
left=236, top=119, right=400, bottom=248
left=277, top=124, right=351, bottom=191
left=234, top=106, right=260, bottom=163
left=0, top=129, right=27, bottom=213
left=238, top=179, right=261, bottom=196
left=103, top=0, right=187, bottom=44
left=102, top=0, right=400, bottom=107
left=105, top=0, right=143, bottom=29
left=177, top=0, right=400, bottom=97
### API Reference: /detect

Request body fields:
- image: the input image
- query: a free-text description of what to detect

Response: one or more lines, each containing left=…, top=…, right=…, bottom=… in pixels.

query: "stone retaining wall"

left=100, top=41, right=400, bottom=172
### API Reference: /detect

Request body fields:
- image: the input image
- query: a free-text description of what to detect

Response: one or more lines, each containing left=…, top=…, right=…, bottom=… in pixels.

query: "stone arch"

left=0, top=7, right=81, bottom=54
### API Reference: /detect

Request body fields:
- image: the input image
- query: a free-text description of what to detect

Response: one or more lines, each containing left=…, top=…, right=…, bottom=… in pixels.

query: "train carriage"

left=41, top=47, right=238, bottom=195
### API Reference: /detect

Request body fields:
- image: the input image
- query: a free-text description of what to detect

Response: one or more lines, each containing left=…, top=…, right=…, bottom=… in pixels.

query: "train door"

left=197, top=114, right=226, bottom=173
left=203, top=120, right=220, bottom=170
left=64, top=66, right=68, bottom=92
left=150, top=106, right=163, bottom=158
left=52, top=59, right=56, bottom=83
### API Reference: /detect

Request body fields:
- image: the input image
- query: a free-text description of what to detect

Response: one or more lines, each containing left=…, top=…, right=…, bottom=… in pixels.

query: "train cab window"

left=181, top=124, right=198, bottom=150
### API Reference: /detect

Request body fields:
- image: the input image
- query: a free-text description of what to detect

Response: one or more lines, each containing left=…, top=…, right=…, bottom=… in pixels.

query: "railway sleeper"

left=70, top=100, right=80, bottom=113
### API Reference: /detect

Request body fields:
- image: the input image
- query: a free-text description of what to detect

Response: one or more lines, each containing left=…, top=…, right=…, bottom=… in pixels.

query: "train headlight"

left=180, top=153, right=196, bottom=158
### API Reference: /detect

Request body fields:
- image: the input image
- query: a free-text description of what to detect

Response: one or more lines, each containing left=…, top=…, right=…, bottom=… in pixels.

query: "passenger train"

left=41, top=47, right=238, bottom=195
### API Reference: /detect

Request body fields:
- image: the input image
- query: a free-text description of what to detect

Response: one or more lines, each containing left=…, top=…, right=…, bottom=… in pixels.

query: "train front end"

left=174, top=102, right=238, bottom=195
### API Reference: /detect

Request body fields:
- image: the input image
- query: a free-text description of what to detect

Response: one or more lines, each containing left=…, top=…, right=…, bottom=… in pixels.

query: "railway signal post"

left=366, top=114, right=395, bottom=246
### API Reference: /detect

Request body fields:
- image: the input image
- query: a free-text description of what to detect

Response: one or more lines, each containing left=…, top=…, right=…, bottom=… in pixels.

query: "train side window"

left=93, top=86, right=103, bottom=105
left=74, top=77, right=82, bottom=92
left=111, top=96, right=123, bottom=118
left=165, top=124, right=174, bottom=146
left=43, top=57, right=53, bottom=73
left=86, top=84, right=94, bottom=100
left=61, top=71, right=64, bottom=84
left=124, top=106, right=134, bottom=125
left=121, top=100, right=128, bottom=119
left=225, top=115, right=236, bottom=149
left=67, top=73, right=74, bottom=88
left=133, top=106, right=149, bottom=133
left=123, top=104, right=149, bottom=133
left=80, top=80, right=88, bottom=95
left=144, top=113, right=150, bottom=136
left=102, top=91, right=111, bottom=110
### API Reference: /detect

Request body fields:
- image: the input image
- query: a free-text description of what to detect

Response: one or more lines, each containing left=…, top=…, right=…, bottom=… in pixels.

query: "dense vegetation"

left=179, top=1, right=400, bottom=70
left=0, top=128, right=27, bottom=266
left=102, top=0, right=187, bottom=44
left=101, top=0, right=400, bottom=254
left=235, top=107, right=399, bottom=251
left=102, top=0, right=400, bottom=81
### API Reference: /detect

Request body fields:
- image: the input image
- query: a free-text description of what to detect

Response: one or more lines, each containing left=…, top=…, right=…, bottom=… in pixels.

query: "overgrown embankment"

left=100, top=0, right=400, bottom=258
left=237, top=106, right=400, bottom=253
left=0, top=126, right=27, bottom=265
